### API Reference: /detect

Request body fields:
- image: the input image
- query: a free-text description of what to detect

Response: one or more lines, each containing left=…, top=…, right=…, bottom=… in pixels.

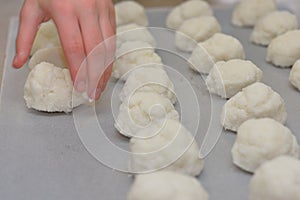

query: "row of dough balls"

left=113, top=4, right=209, bottom=198
left=232, top=0, right=300, bottom=90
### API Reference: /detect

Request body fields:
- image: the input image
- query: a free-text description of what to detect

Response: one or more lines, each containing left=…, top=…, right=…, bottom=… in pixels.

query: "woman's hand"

left=13, top=0, right=116, bottom=100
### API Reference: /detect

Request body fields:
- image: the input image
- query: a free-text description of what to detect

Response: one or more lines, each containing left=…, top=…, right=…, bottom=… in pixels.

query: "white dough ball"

left=267, top=30, right=300, bottom=67
left=206, top=59, right=263, bottom=98
left=117, top=23, right=156, bottom=49
left=120, top=66, right=176, bottom=104
left=188, top=33, right=245, bottom=74
left=232, top=0, right=277, bottom=27
left=115, top=1, right=148, bottom=26
left=113, top=41, right=162, bottom=81
left=232, top=118, right=299, bottom=173
left=166, top=0, right=213, bottom=30
left=129, top=119, right=204, bottom=176
left=221, top=82, right=287, bottom=132
left=115, top=92, right=179, bottom=137
left=28, top=47, right=67, bottom=70
left=127, top=171, right=209, bottom=200
left=31, top=20, right=61, bottom=55
left=251, top=11, right=298, bottom=46
left=175, top=16, right=221, bottom=52
left=289, top=60, right=300, bottom=91
left=249, top=156, right=300, bottom=200
left=24, top=62, right=85, bottom=113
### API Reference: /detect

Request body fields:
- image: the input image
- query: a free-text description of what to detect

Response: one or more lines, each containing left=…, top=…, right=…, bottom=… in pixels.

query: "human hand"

left=13, top=0, right=116, bottom=100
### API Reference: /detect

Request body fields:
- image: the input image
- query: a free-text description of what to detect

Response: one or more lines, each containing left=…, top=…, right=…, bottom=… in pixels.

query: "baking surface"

left=1, top=4, right=300, bottom=200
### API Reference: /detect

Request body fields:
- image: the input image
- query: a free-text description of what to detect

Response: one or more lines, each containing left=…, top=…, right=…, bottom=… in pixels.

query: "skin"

left=13, top=0, right=116, bottom=100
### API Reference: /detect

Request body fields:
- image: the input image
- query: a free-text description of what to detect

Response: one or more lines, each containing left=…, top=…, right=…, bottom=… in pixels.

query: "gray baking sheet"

left=1, top=3, right=300, bottom=200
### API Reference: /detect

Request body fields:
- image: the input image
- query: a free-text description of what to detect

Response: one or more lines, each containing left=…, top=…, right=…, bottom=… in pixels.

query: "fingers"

left=93, top=0, right=116, bottom=99
left=13, top=1, right=44, bottom=68
left=77, top=4, right=105, bottom=98
left=52, top=13, right=85, bottom=90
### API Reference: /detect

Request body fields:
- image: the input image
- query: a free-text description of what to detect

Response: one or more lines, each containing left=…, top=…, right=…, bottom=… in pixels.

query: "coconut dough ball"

left=117, top=23, right=156, bottom=49
left=206, top=59, right=263, bottom=98
left=113, top=41, right=162, bottom=81
left=31, top=20, right=61, bottom=55
left=289, top=60, right=300, bottom=90
left=175, top=16, right=221, bottom=52
left=221, top=82, right=287, bottom=132
left=232, top=0, right=277, bottom=27
left=28, top=47, right=67, bottom=70
left=129, top=119, right=204, bottom=176
left=188, top=33, right=245, bottom=74
left=120, top=66, right=176, bottom=104
left=115, top=92, right=179, bottom=137
left=127, top=171, right=209, bottom=200
left=115, top=1, right=148, bottom=27
left=166, top=0, right=213, bottom=30
left=251, top=11, right=298, bottom=46
left=24, top=62, right=85, bottom=113
left=232, top=118, right=299, bottom=173
left=267, top=30, right=300, bottom=67
left=249, top=156, right=300, bottom=200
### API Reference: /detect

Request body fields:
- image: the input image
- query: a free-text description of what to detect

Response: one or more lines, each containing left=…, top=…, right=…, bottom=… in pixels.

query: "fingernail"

left=76, top=81, right=86, bottom=93
left=89, top=88, right=101, bottom=100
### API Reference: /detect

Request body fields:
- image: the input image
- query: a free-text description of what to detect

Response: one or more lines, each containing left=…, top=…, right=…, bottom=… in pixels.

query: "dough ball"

left=127, top=171, right=209, bottom=200
left=221, top=82, right=287, bottom=132
left=120, top=66, right=176, bottom=104
left=206, top=59, right=263, bottom=98
left=249, top=156, right=300, bottom=200
left=166, top=0, right=213, bottom=30
left=117, top=23, right=156, bottom=49
left=289, top=60, right=300, bottom=90
left=129, top=119, right=204, bottom=176
left=28, top=47, right=67, bottom=70
left=115, top=1, right=148, bottom=27
left=113, top=41, right=162, bottom=81
left=115, top=92, right=179, bottom=137
left=267, top=30, right=300, bottom=67
left=251, top=11, right=298, bottom=46
left=188, top=33, right=245, bottom=74
left=24, top=62, right=85, bottom=113
left=232, top=0, right=277, bottom=27
left=232, top=118, right=299, bottom=173
left=31, top=20, right=61, bottom=55
left=175, top=16, right=221, bottom=52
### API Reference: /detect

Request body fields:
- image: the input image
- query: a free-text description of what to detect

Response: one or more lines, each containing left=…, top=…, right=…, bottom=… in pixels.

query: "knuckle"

left=51, top=0, right=72, bottom=13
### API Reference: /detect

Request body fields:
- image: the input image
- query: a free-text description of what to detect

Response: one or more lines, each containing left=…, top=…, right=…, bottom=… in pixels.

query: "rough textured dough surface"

left=221, top=82, right=287, bottom=132
left=117, top=23, right=156, bottom=49
left=115, top=1, right=148, bottom=27
left=129, top=119, right=204, bottom=176
left=166, top=0, right=213, bottom=30
left=175, top=16, right=221, bottom=52
left=113, top=41, right=162, bottom=81
left=115, top=92, right=179, bottom=137
left=120, top=66, right=176, bottom=104
left=31, top=20, right=61, bottom=55
left=231, top=0, right=277, bottom=27
left=188, top=33, right=245, bottom=74
left=267, top=30, right=300, bottom=67
left=249, top=156, right=300, bottom=200
left=24, top=62, right=85, bottom=113
left=127, top=171, right=209, bottom=200
left=289, top=60, right=300, bottom=90
left=28, top=47, right=67, bottom=70
left=206, top=59, right=262, bottom=98
left=232, top=118, right=300, bottom=173
left=251, top=11, right=298, bottom=46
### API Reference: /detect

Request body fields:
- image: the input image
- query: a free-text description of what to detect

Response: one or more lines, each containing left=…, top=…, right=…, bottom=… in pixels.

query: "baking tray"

left=1, top=2, right=300, bottom=200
